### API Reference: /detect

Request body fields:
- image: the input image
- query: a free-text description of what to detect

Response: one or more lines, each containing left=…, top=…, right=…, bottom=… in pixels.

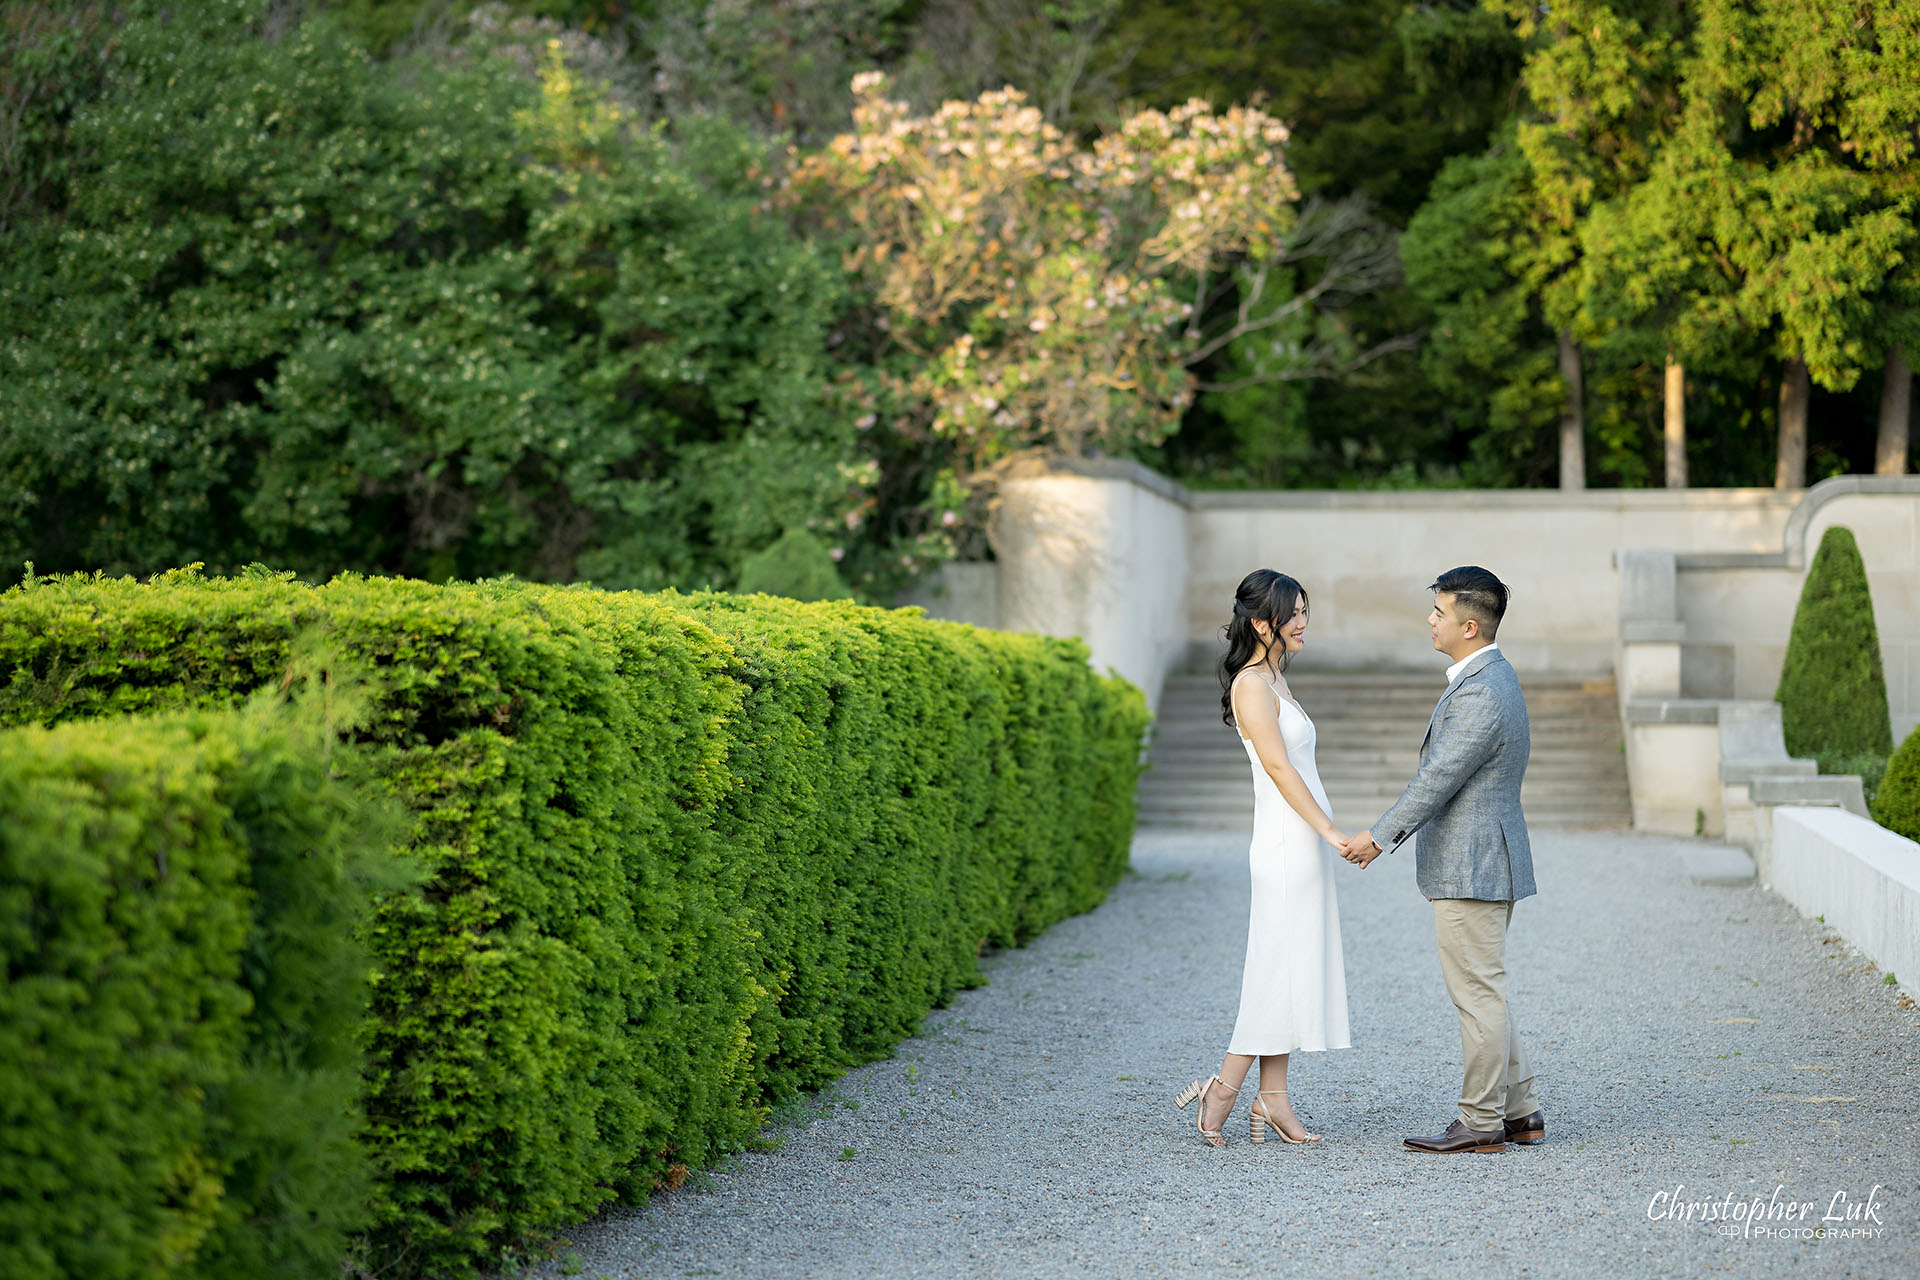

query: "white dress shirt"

left=1445, top=642, right=1500, bottom=687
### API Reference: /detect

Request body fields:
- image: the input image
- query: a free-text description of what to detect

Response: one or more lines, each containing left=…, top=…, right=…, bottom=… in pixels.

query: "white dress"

left=1228, top=676, right=1352, bottom=1055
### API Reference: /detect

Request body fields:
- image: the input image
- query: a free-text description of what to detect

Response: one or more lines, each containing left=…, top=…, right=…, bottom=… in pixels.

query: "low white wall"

left=1189, top=489, right=1796, bottom=675
left=987, top=458, right=1190, bottom=714
left=1771, top=807, right=1920, bottom=993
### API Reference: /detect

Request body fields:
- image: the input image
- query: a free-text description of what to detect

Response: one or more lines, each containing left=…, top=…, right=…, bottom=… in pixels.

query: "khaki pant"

left=1432, top=898, right=1539, bottom=1132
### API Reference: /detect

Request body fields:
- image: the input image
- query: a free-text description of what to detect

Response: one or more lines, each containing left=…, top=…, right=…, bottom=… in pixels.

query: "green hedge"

left=0, top=698, right=399, bottom=1280
left=0, top=569, right=1148, bottom=1276
left=1777, top=525, right=1894, bottom=768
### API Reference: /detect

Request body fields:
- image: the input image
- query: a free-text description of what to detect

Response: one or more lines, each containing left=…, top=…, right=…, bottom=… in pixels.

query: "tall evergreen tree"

left=1579, top=0, right=1919, bottom=487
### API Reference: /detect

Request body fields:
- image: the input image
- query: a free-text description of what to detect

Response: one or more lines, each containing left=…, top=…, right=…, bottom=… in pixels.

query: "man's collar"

left=1445, top=642, right=1500, bottom=686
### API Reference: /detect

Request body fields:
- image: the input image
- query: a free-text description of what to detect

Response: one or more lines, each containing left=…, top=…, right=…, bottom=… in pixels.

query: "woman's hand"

left=1323, top=827, right=1349, bottom=850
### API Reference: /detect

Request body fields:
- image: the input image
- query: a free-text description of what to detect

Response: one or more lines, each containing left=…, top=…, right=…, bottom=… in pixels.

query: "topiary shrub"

left=1776, top=525, right=1893, bottom=768
left=1870, top=724, right=1920, bottom=840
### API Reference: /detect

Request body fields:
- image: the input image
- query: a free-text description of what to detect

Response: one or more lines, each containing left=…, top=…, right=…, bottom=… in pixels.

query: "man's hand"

left=1341, top=829, right=1381, bottom=867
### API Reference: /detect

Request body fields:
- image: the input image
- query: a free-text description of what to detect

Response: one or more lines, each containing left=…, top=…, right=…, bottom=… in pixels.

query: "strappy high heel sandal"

left=1249, top=1089, right=1321, bottom=1145
left=1172, top=1074, right=1239, bottom=1147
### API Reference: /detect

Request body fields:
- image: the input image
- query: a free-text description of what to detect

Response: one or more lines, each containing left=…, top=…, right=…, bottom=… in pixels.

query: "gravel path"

left=512, top=827, right=1920, bottom=1280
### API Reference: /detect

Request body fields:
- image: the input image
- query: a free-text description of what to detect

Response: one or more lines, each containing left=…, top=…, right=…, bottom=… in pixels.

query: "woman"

left=1173, top=569, right=1352, bottom=1146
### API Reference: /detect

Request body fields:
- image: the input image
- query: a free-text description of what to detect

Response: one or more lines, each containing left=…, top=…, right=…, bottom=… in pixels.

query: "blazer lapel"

left=1421, top=648, right=1503, bottom=752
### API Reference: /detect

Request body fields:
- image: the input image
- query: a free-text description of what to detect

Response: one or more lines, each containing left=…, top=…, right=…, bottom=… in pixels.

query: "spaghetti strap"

left=1229, top=667, right=1277, bottom=739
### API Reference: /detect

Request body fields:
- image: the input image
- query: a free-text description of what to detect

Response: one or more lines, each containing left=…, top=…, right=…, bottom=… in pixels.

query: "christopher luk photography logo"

left=1647, top=1184, right=1888, bottom=1241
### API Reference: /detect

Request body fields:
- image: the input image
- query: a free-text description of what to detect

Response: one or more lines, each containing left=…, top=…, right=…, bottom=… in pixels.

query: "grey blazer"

left=1373, top=648, right=1537, bottom=902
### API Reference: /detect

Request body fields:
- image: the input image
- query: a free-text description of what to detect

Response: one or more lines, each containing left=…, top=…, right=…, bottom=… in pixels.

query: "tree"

left=896, top=0, right=1128, bottom=133
left=0, top=3, right=882, bottom=592
left=789, top=76, right=1305, bottom=463
left=1401, top=132, right=1568, bottom=486
left=1499, top=0, right=1692, bottom=486
left=1107, top=0, right=1521, bottom=222
left=1878, top=346, right=1911, bottom=474
left=1100, top=1, right=1524, bottom=487
left=0, top=2, right=127, bottom=235
left=1579, top=0, right=1919, bottom=488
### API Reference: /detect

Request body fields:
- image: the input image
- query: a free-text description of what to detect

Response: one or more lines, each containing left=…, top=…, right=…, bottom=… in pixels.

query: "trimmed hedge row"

left=0, top=698, right=399, bottom=1280
left=0, top=570, right=1149, bottom=1276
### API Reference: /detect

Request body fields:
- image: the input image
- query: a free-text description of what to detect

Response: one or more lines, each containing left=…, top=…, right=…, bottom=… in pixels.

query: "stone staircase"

left=1137, top=670, right=1633, bottom=831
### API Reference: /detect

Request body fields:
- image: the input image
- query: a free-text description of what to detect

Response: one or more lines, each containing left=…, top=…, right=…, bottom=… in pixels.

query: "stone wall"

left=1189, top=488, right=1797, bottom=676
left=987, top=458, right=1191, bottom=715
left=1673, top=478, right=1920, bottom=738
left=906, top=464, right=1920, bottom=741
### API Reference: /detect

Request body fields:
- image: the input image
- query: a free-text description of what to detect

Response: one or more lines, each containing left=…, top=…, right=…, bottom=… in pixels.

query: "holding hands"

left=1339, top=829, right=1382, bottom=868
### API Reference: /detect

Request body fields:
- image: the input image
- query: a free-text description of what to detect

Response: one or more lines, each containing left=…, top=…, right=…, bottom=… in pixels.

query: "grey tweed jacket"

left=1373, top=647, right=1536, bottom=902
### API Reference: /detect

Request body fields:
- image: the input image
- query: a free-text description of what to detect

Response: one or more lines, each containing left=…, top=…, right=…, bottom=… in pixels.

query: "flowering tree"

left=789, top=72, right=1310, bottom=466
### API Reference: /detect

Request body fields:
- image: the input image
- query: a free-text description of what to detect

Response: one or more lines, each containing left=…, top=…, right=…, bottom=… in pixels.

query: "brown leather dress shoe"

left=1403, top=1119, right=1506, bottom=1154
left=1504, top=1109, right=1546, bottom=1145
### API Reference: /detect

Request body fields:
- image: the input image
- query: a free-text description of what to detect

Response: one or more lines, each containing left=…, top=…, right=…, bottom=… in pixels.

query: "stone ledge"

left=1676, top=475, right=1920, bottom=572
left=1626, top=698, right=1723, bottom=725
left=1749, top=774, right=1868, bottom=818
left=1674, top=550, right=1791, bottom=571
left=999, top=454, right=1195, bottom=508
left=1720, top=759, right=1817, bottom=784
left=1202, top=487, right=1793, bottom=512
left=1623, top=620, right=1686, bottom=643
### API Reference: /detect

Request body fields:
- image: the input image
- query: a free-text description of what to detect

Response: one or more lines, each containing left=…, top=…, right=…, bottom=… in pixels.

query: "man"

left=1342, top=566, right=1544, bottom=1154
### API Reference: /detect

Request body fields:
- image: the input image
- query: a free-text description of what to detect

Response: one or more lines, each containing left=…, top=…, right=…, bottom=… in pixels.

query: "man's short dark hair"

left=1431, top=566, right=1509, bottom=639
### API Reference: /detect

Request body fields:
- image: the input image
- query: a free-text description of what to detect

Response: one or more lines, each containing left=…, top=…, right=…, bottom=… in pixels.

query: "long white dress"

left=1228, top=677, right=1352, bottom=1055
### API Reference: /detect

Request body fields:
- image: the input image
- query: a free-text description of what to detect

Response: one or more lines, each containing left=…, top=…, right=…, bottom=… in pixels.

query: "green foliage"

left=1108, top=0, right=1521, bottom=221
left=0, top=2, right=868, bottom=592
left=1571, top=0, right=1919, bottom=393
left=0, top=695, right=402, bottom=1279
left=0, top=569, right=1149, bottom=1276
left=685, top=593, right=1146, bottom=1101
left=0, top=1, right=128, bottom=233
left=1776, top=526, right=1894, bottom=763
left=1106, top=1, right=1524, bottom=487
left=1870, top=723, right=1920, bottom=840
left=1401, top=131, right=1564, bottom=483
left=734, top=528, right=852, bottom=601
left=1820, top=748, right=1889, bottom=811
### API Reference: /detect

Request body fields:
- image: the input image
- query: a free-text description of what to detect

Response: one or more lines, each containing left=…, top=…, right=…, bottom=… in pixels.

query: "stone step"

left=1152, top=733, right=1624, bottom=752
left=1162, top=672, right=1617, bottom=688
left=1140, top=668, right=1632, bottom=831
left=1136, top=782, right=1635, bottom=802
left=1161, top=681, right=1617, bottom=702
left=1158, top=703, right=1619, bottom=720
left=1135, top=811, right=1632, bottom=831
left=1138, top=785, right=1632, bottom=807
left=1155, top=720, right=1619, bottom=733
left=1144, top=759, right=1628, bottom=782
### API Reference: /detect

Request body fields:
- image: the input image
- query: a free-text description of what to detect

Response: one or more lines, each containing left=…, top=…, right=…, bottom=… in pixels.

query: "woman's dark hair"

left=1218, top=569, right=1309, bottom=726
